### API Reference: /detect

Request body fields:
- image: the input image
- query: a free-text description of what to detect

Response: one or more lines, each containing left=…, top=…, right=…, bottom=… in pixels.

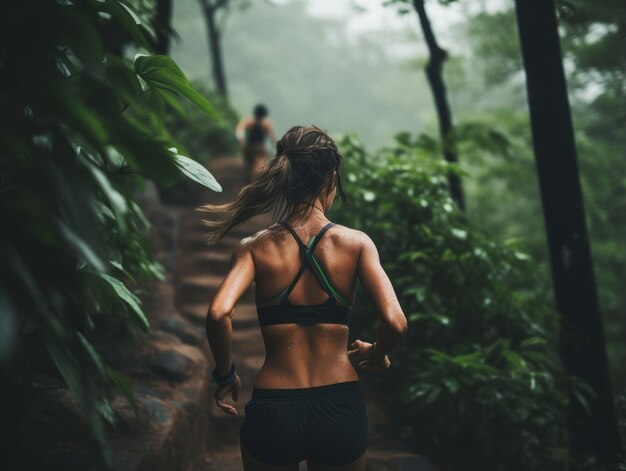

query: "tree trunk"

left=514, top=0, right=622, bottom=465
left=153, top=0, right=173, bottom=54
left=412, top=0, right=465, bottom=211
left=200, top=0, right=228, bottom=97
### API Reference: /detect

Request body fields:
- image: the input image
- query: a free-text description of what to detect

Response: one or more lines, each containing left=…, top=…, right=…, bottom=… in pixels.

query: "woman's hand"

left=347, top=339, right=391, bottom=372
left=214, top=374, right=241, bottom=415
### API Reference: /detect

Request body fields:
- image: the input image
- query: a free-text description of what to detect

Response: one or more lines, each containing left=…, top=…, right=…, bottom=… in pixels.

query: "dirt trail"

left=174, top=156, right=433, bottom=471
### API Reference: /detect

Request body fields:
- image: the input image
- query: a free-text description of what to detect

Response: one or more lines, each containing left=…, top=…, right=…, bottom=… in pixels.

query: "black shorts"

left=239, top=380, right=369, bottom=466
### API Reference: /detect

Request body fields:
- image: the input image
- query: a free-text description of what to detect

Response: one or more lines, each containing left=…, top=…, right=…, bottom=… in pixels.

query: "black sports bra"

left=256, top=221, right=353, bottom=327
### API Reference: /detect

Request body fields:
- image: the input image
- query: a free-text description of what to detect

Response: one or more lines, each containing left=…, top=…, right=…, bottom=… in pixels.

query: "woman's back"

left=246, top=220, right=362, bottom=388
left=202, top=125, right=407, bottom=469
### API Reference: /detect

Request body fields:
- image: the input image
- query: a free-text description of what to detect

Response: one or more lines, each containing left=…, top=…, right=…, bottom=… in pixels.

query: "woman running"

left=202, top=125, right=408, bottom=471
left=236, top=104, right=277, bottom=182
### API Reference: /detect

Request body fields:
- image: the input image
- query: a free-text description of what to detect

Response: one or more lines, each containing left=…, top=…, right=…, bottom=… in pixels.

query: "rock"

left=147, top=330, right=181, bottom=344
left=147, top=349, right=193, bottom=381
left=139, top=396, right=173, bottom=424
left=158, top=315, right=201, bottom=345
left=47, top=450, right=98, bottom=471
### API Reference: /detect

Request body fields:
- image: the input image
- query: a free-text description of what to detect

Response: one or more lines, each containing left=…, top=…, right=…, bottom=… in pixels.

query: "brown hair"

left=200, top=125, right=348, bottom=245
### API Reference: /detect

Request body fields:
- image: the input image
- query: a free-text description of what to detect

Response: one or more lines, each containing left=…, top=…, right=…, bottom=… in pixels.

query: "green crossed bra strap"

left=279, top=221, right=353, bottom=308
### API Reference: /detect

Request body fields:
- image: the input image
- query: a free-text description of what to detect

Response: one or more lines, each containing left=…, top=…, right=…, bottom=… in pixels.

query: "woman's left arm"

left=205, top=239, right=255, bottom=414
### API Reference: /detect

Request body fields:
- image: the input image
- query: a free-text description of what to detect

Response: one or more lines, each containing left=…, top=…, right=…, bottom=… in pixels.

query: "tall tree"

left=153, top=0, right=174, bottom=54
left=198, top=0, right=230, bottom=97
left=387, top=0, right=465, bottom=209
left=411, top=0, right=464, bottom=210
left=514, top=0, right=622, bottom=465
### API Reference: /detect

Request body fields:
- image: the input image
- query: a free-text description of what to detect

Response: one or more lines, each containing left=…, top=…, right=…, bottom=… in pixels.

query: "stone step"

left=189, top=448, right=244, bottom=471
left=112, top=341, right=210, bottom=471
left=178, top=274, right=223, bottom=305
left=184, top=251, right=231, bottom=275
left=178, top=275, right=256, bottom=305
left=232, top=304, right=260, bottom=329
left=191, top=448, right=433, bottom=470
left=180, top=302, right=209, bottom=326
left=180, top=302, right=260, bottom=330
left=186, top=213, right=272, bottom=234
left=366, top=450, right=437, bottom=471
left=179, top=234, right=241, bottom=254
left=179, top=217, right=266, bottom=239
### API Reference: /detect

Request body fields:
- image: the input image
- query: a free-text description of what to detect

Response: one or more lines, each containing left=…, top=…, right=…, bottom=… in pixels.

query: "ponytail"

left=200, top=125, right=348, bottom=246
left=200, top=153, right=292, bottom=245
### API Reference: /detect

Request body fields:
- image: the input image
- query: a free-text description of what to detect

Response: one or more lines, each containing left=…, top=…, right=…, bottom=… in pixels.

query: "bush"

left=332, top=132, right=581, bottom=470
left=166, top=80, right=240, bottom=162
left=0, top=0, right=221, bottom=467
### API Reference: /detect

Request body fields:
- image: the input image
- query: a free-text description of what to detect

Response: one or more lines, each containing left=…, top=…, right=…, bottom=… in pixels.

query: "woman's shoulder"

left=235, top=225, right=281, bottom=252
left=236, top=223, right=369, bottom=250
left=328, top=223, right=372, bottom=251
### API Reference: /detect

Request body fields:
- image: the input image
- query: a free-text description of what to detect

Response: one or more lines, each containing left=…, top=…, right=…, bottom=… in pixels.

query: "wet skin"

left=206, top=180, right=407, bottom=470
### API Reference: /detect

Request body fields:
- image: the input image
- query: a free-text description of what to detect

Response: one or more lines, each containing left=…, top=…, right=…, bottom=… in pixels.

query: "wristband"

left=211, top=362, right=237, bottom=386
left=371, top=342, right=384, bottom=360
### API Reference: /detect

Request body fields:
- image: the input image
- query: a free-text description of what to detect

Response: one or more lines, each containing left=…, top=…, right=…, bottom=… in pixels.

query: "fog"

left=169, top=0, right=468, bottom=150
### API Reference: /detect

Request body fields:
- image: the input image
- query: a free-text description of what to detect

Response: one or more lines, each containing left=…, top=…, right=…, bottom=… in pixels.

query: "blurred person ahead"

left=236, top=104, right=277, bottom=182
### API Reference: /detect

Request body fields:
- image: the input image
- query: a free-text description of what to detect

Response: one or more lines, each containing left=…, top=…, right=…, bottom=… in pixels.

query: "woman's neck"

left=287, top=202, right=329, bottom=228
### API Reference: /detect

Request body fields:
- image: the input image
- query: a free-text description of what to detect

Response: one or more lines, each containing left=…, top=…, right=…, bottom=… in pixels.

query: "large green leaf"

left=92, top=0, right=152, bottom=51
left=96, top=397, right=116, bottom=426
left=86, top=163, right=128, bottom=233
left=0, top=287, right=17, bottom=361
left=170, top=149, right=222, bottom=192
left=58, top=7, right=105, bottom=67
left=106, top=365, right=139, bottom=416
left=77, top=332, right=107, bottom=381
left=45, top=335, right=85, bottom=406
left=57, top=222, right=106, bottom=272
left=134, top=54, right=221, bottom=122
left=104, top=57, right=148, bottom=111
left=109, top=260, right=136, bottom=285
left=97, top=273, right=150, bottom=332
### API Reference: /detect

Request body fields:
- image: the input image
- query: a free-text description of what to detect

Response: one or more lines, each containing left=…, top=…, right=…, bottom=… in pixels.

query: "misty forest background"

left=169, top=0, right=626, bottom=465
left=170, top=0, right=625, bottom=438
left=1, top=0, right=624, bottom=469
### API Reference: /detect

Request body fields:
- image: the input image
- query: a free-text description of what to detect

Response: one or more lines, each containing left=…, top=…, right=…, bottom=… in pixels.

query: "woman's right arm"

left=350, top=231, right=408, bottom=370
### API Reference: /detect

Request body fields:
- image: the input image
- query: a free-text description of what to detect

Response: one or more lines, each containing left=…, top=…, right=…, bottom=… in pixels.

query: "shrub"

left=333, top=132, right=579, bottom=470
left=0, top=0, right=221, bottom=466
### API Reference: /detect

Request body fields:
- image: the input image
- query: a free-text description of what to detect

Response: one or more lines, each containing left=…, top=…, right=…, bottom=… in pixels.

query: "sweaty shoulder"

left=238, top=226, right=282, bottom=261
left=324, top=223, right=365, bottom=255
left=243, top=223, right=366, bottom=255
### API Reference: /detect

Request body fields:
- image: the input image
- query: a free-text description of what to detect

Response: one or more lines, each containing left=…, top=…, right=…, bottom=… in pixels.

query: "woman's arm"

left=205, top=239, right=255, bottom=414
left=350, top=231, right=408, bottom=369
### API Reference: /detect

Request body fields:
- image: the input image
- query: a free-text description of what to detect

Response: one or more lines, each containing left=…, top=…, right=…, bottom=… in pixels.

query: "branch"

left=200, top=0, right=229, bottom=14
left=413, top=0, right=447, bottom=63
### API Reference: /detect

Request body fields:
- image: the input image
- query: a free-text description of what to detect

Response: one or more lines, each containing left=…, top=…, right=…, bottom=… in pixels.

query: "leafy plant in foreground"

left=0, top=0, right=222, bottom=466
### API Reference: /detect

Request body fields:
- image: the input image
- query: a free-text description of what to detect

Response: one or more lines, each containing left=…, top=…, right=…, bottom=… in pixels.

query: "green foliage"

left=0, top=0, right=222, bottom=466
left=461, top=0, right=626, bottom=449
left=333, top=133, right=575, bottom=470
left=165, top=81, right=240, bottom=162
